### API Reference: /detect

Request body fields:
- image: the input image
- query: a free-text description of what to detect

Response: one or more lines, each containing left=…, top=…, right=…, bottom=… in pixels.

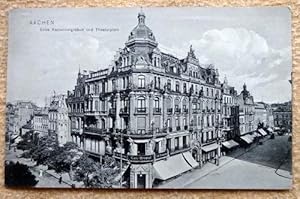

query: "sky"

left=7, top=7, right=292, bottom=106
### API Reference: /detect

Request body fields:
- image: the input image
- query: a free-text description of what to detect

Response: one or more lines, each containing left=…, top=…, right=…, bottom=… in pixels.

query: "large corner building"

left=66, top=11, right=239, bottom=188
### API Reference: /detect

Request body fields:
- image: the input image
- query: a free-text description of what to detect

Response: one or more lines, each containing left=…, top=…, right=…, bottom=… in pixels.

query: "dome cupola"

left=126, top=9, right=158, bottom=48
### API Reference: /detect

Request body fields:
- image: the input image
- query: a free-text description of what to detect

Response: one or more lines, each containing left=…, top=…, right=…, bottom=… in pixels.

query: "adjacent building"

left=237, top=84, right=255, bottom=136
left=220, top=77, right=239, bottom=140
left=49, top=94, right=70, bottom=146
left=272, top=101, right=292, bottom=133
left=33, top=108, right=49, bottom=137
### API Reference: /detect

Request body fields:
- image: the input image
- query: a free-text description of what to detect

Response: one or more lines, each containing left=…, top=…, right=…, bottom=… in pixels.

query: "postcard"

left=5, top=7, right=292, bottom=189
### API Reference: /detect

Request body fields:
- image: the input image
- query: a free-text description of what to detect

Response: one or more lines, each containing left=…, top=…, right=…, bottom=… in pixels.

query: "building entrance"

left=137, top=174, right=146, bottom=188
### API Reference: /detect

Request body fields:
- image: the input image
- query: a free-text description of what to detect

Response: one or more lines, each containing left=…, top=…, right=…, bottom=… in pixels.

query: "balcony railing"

left=176, top=126, right=181, bottom=131
left=183, top=109, right=188, bottom=113
left=192, top=109, right=198, bottom=114
left=167, top=108, right=173, bottom=115
left=153, top=108, right=161, bottom=114
left=168, top=127, right=173, bottom=132
left=135, top=107, right=147, bottom=113
left=84, top=126, right=106, bottom=134
left=175, top=108, right=181, bottom=113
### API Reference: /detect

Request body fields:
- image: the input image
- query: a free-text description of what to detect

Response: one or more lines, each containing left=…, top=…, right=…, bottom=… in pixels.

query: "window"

left=176, top=81, right=180, bottom=92
left=154, top=97, right=160, bottom=109
left=158, top=77, right=161, bottom=89
left=112, top=79, right=117, bottom=91
left=138, top=75, right=145, bottom=88
left=167, top=79, right=171, bottom=91
left=211, top=88, right=214, bottom=97
left=176, top=118, right=179, bottom=127
left=137, top=97, right=146, bottom=112
left=175, top=137, right=179, bottom=150
left=122, top=77, right=126, bottom=89
left=154, top=76, right=157, bottom=88
left=206, top=88, right=209, bottom=96
left=95, top=100, right=99, bottom=111
left=183, top=83, right=187, bottom=93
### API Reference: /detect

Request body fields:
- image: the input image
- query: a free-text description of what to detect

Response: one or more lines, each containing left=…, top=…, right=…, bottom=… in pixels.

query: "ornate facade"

left=66, top=11, right=238, bottom=188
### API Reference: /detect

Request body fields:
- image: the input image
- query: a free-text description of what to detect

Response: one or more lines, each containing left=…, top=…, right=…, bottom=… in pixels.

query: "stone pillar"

left=115, top=92, right=121, bottom=130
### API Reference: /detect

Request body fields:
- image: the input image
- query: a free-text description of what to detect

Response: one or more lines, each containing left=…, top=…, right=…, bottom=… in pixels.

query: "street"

left=156, top=135, right=292, bottom=189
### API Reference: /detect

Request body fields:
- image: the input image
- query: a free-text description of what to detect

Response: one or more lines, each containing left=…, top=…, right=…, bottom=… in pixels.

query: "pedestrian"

left=59, top=175, right=62, bottom=184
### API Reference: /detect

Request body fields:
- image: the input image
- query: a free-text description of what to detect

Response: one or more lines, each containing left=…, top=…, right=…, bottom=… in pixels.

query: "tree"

left=30, top=135, right=59, bottom=165
left=50, top=142, right=83, bottom=173
left=5, top=161, right=38, bottom=187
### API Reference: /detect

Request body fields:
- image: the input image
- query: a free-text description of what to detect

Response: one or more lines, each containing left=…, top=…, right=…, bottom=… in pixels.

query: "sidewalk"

left=156, top=156, right=235, bottom=188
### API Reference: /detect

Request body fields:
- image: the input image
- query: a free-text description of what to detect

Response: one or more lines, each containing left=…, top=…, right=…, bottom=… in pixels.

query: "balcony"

left=84, top=127, right=107, bottom=135
left=176, top=126, right=181, bottom=131
left=135, top=107, right=147, bottom=114
left=184, top=125, right=188, bottom=130
left=183, top=109, right=188, bottom=114
left=120, top=107, right=129, bottom=116
left=175, top=108, right=181, bottom=114
left=153, top=108, right=161, bottom=114
left=192, top=109, right=198, bottom=114
left=167, top=108, right=173, bottom=115
left=168, top=127, right=173, bottom=132
left=128, top=130, right=167, bottom=138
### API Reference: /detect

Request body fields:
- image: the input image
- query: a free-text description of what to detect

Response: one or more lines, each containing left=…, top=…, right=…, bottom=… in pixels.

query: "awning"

left=202, top=143, right=219, bottom=153
left=257, top=128, right=267, bottom=136
left=253, top=132, right=262, bottom=137
left=182, top=152, right=198, bottom=168
left=153, top=153, right=192, bottom=180
left=222, top=140, right=239, bottom=149
left=240, top=134, right=253, bottom=144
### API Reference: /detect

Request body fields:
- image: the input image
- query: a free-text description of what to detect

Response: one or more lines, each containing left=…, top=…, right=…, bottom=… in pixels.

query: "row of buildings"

left=6, top=11, right=292, bottom=188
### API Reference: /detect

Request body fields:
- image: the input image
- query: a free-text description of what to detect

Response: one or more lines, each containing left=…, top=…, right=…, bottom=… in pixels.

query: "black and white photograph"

left=5, top=7, right=292, bottom=189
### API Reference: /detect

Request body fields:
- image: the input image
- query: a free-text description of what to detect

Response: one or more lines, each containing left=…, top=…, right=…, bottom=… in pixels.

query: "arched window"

left=138, top=75, right=145, bottom=88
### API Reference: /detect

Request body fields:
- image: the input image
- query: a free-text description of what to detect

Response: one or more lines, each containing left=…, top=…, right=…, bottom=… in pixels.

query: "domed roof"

left=127, top=10, right=156, bottom=42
